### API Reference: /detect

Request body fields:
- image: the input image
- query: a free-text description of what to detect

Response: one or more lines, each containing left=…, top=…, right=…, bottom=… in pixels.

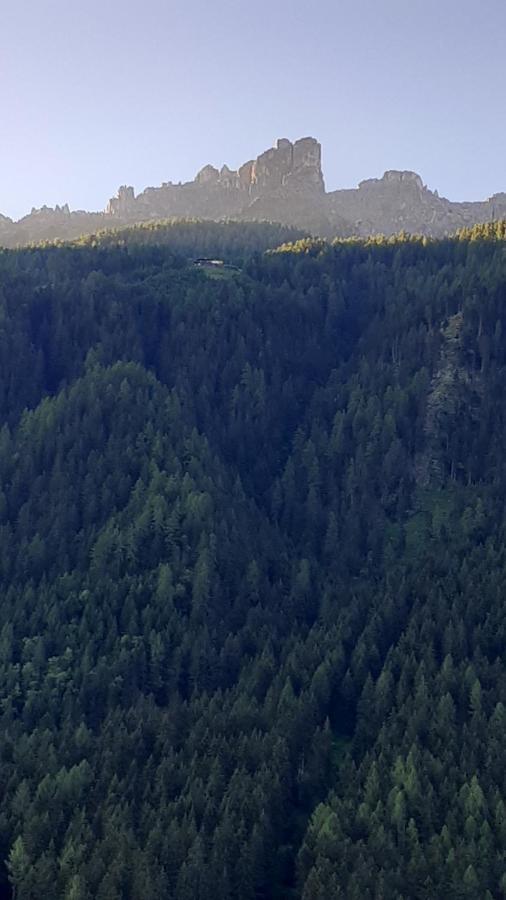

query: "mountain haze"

left=2, top=137, right=506, bottom=246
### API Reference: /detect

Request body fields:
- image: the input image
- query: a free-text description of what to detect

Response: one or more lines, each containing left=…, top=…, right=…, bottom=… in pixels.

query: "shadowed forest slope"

left=0, top=220, right=506, bottom=899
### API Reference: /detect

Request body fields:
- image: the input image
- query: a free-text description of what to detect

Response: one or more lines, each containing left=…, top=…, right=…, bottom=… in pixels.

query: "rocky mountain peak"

left=195, top=164, right=220, bottom=185
left=358, top=171, right=426, bottom=193
left=382, top=170, right=425, bottom=189
left=250, top=136, right=324, bottom=195
left=188, top=137, right=324, bottom=199
left=106, top=185, right=136, bottom=217
left=2, top=136, right=506, bottom=247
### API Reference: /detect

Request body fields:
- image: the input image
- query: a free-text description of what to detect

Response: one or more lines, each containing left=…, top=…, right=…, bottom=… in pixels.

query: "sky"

left=1, top=0, right=505, bottom=219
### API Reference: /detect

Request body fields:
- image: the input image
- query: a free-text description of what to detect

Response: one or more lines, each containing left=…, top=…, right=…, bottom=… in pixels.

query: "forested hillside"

left=0, top=220, right=506, bottom=899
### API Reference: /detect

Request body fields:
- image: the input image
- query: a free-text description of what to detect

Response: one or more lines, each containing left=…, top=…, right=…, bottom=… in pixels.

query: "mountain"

left=0, top=219, right=506, bottom=899
left=2, top=137, right=506, bottom=246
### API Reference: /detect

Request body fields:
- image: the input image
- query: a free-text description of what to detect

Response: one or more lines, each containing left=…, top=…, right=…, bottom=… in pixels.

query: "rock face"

left=245, top=137, right=324, bottom=196
left=106, top=185, right=136, bottom=217
left=185, top=137, right=324, bottom=197
left=104, top=136, right=324, bottom=221
left=2, top=136, right=506, bottom=246
left=194, top=165, right=220, bottom=185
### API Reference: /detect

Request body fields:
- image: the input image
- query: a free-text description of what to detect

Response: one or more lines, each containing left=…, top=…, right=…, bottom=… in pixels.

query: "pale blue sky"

left=1, top=0, right=505, bottom=219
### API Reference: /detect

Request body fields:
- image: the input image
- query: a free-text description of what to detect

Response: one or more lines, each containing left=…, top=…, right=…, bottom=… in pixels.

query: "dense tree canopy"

left=0, top=219, right=505, bottom=898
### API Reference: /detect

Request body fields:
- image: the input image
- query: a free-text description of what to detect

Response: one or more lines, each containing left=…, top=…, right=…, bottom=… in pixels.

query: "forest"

left=0, top=218, right=505, bottom=898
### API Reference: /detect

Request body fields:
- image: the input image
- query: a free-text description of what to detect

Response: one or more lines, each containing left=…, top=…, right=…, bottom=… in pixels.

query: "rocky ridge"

left=2, top=137, right=506, bottom=246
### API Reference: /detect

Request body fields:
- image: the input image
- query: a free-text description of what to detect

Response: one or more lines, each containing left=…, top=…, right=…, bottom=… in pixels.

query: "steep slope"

left=0, top=221, right=505, bottom=898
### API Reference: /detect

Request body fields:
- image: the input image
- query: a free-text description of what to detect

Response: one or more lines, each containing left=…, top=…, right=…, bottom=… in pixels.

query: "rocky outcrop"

left=2, top=206, right=106, bottom=246
left=248, top=137, right=324, bottom=195
left=87, top=138, right=328, bottom=238
left=195, top=137, right=324, bottom=197
left=1, top=136, right=506, bottom=247
left=0, top=214, right=14, bottom=247
left=327, top=171, right=452, bottom=236
left=327, top=172, right=506, bottom=237
left=106, top=186, right=136, bottom=217
left=194, top=164, right=220, bottom=185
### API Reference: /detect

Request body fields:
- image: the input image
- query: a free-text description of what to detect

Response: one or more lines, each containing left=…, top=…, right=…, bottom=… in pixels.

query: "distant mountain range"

left=2, top=136, right=506, bottom=246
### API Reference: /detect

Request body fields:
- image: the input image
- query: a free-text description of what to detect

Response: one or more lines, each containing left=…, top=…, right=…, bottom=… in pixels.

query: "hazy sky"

left=1, top=0, right=505, bottom=219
